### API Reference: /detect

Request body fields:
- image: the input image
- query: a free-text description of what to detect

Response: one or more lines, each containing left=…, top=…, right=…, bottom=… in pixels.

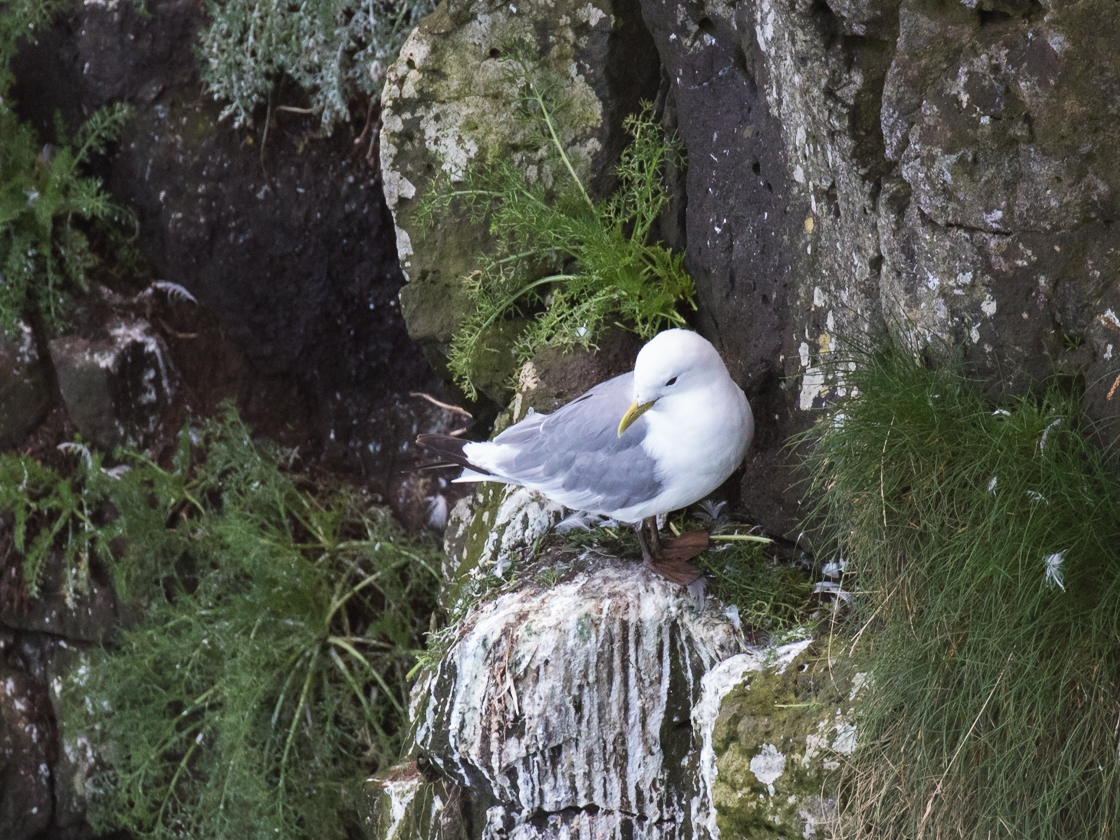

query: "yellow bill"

left=618, top=399, right=657, bottom=437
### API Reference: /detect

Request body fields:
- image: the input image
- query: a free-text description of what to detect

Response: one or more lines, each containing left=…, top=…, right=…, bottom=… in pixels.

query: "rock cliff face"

left=379, top=0, right=661, bottom=396
left=383, top=0, right=1120, bottom=537
left=377, top=1, right=1120, bottom=837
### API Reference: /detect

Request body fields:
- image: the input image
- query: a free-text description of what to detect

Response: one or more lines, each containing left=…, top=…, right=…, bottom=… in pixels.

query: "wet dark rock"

left=0, top=549, right=119, bottom=645
left=0, top=323, right=51, bottom=450
left=0, top=639, right=54, bottom=840
left=12, top=0, right=435, bottom=466
left=48, top=290, right=180, bottom=451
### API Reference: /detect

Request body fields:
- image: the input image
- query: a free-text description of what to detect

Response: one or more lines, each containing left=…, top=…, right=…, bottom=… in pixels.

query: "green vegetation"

left=23, top=407, right=445, bottom=840
left=419, top=48, right=695, bottom=399
left=0, top=443, right=123, bottom=602
left=0, top=0, right=131, bottom=336
left=197, top=0, right=434, bottom=131
left=807, top=346, right=1120, bottom=839
left=696, top=542, right=811, bottom=634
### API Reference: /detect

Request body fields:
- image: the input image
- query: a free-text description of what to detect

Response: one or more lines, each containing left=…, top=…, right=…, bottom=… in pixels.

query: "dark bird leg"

left=634, top=517, right=662, bottom=564
left=646, top=517, right=661, bottom=556
left=634, top=522, right=654, bottom=564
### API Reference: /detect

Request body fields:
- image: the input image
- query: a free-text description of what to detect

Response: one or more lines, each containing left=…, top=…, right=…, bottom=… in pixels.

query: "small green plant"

left=197, top=0, right=435, bottom=131
left=39, top=407, right=443, bottom=840
left=0, top=0, right=132, bottom=336
left=419, top=47, right=695, bottom=399
left=806, top=345, right=1120, bottom=839
left=0, top=443, right=119, bottom=602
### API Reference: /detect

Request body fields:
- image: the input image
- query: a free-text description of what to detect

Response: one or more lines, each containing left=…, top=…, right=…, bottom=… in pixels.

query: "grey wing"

left=492, top=373, right=663, bottom=514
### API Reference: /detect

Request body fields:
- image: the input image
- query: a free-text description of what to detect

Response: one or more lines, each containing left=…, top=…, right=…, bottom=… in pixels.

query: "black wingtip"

left=415, top=434, right=493, bottom=475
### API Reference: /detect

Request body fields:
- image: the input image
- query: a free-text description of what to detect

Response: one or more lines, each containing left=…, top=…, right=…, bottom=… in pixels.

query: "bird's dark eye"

left=665, top=376, right=678, bottom=386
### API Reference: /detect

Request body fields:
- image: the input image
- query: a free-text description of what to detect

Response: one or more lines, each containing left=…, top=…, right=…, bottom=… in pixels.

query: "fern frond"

left=0, top=32, right=130, bottom=337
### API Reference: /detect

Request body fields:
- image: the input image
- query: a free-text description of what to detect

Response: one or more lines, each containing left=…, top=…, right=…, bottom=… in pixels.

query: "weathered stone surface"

left=696, top=640, right=862, bottom=839
left=637, top=0, right=890, bottom=535
left=49, top=306, right=179, bottom=451
left=359, top=763, right=470, bottom=840
left=0, top=322, right=51, bottom=450
left=0, top=641, right=54, bottom=840
left=379, top=0, right=660, bottom=396
left=881, top=0, right=1120, bottom=413
left=440, top=484, right=564, bottom=609
left=411, top=558, right=744, bottom=839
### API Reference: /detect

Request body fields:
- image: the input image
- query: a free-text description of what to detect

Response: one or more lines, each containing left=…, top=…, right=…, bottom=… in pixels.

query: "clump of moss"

left=807, top=345, right=1120, bottom=839
left=418, top=45, right=695, bottom=399
left=0, top=0, right=132, bottom=336
left=197, top=0, right=434, bottom=131
left=50, top=406, right=441, bottom=840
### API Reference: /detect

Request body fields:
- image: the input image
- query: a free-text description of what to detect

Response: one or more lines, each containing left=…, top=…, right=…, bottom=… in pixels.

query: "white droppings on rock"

left=415, top=563, right=742, bottom=836
left=830, top=722, right=857, bottom=755
left=578, top=3, right=608, bottom=27
left=479, top=487, right=563, bottom=577
left=800, top=367, right=826, bottom=411
left=750, top=743, right=786, bottom=795
left=381, top=776, right=423, bottom=840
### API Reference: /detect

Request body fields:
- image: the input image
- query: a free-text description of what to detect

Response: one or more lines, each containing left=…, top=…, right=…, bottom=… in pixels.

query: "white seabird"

left=417, top=329, right=754, bottom=568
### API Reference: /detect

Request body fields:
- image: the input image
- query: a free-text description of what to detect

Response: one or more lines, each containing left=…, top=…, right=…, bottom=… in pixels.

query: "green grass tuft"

left=806, top=345, right=1120, bottom=839
left=697, top=541, right=811, bottom=635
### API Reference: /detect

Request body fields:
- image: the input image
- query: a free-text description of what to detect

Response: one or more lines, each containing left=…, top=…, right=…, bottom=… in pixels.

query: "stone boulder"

left=0, top=322, right=51, bottom=450
left=372, top=553, right=747, bottom=838
left=49, top=303, right=180, bottom=451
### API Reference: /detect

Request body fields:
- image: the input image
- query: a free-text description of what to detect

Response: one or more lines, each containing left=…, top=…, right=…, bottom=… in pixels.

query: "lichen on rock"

left=696, top=640, right=864, bottom=840
left=379, top=0, right=660, bottom=394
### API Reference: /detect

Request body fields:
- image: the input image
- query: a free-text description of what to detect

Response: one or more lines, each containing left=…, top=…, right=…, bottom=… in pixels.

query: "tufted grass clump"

left=197, top=0, right=434, bottom=131
left=54, top=406, right=441, bottom=840
left=806, top=346, right=1120, bottom=839
left=696, top=541, right=811, bottom=635
left=418, top=46, right=695, bottom=399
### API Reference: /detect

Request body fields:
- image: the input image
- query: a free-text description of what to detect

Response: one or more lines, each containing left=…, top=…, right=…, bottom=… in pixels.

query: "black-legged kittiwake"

left=417, top=329, right=754, bottom=570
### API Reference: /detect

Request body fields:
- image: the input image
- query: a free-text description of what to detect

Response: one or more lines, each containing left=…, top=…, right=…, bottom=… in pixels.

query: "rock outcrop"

left=383, top=0, right=1120, bottom=538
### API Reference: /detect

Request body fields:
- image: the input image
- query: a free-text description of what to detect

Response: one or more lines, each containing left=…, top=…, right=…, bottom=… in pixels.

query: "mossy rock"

left=357, top=762, right=468, bottom=840
left=379, top=0, right=659, bottom=400
left=705, top=642, right=865, bottom=839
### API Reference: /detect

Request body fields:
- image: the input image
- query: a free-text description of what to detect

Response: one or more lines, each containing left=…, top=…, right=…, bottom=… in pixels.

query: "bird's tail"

left=415, top=434, right=493, bottom=476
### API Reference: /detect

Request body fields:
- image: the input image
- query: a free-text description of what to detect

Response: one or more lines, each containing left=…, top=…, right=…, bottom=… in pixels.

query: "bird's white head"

left=618, top=329, right=732, bottom=436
